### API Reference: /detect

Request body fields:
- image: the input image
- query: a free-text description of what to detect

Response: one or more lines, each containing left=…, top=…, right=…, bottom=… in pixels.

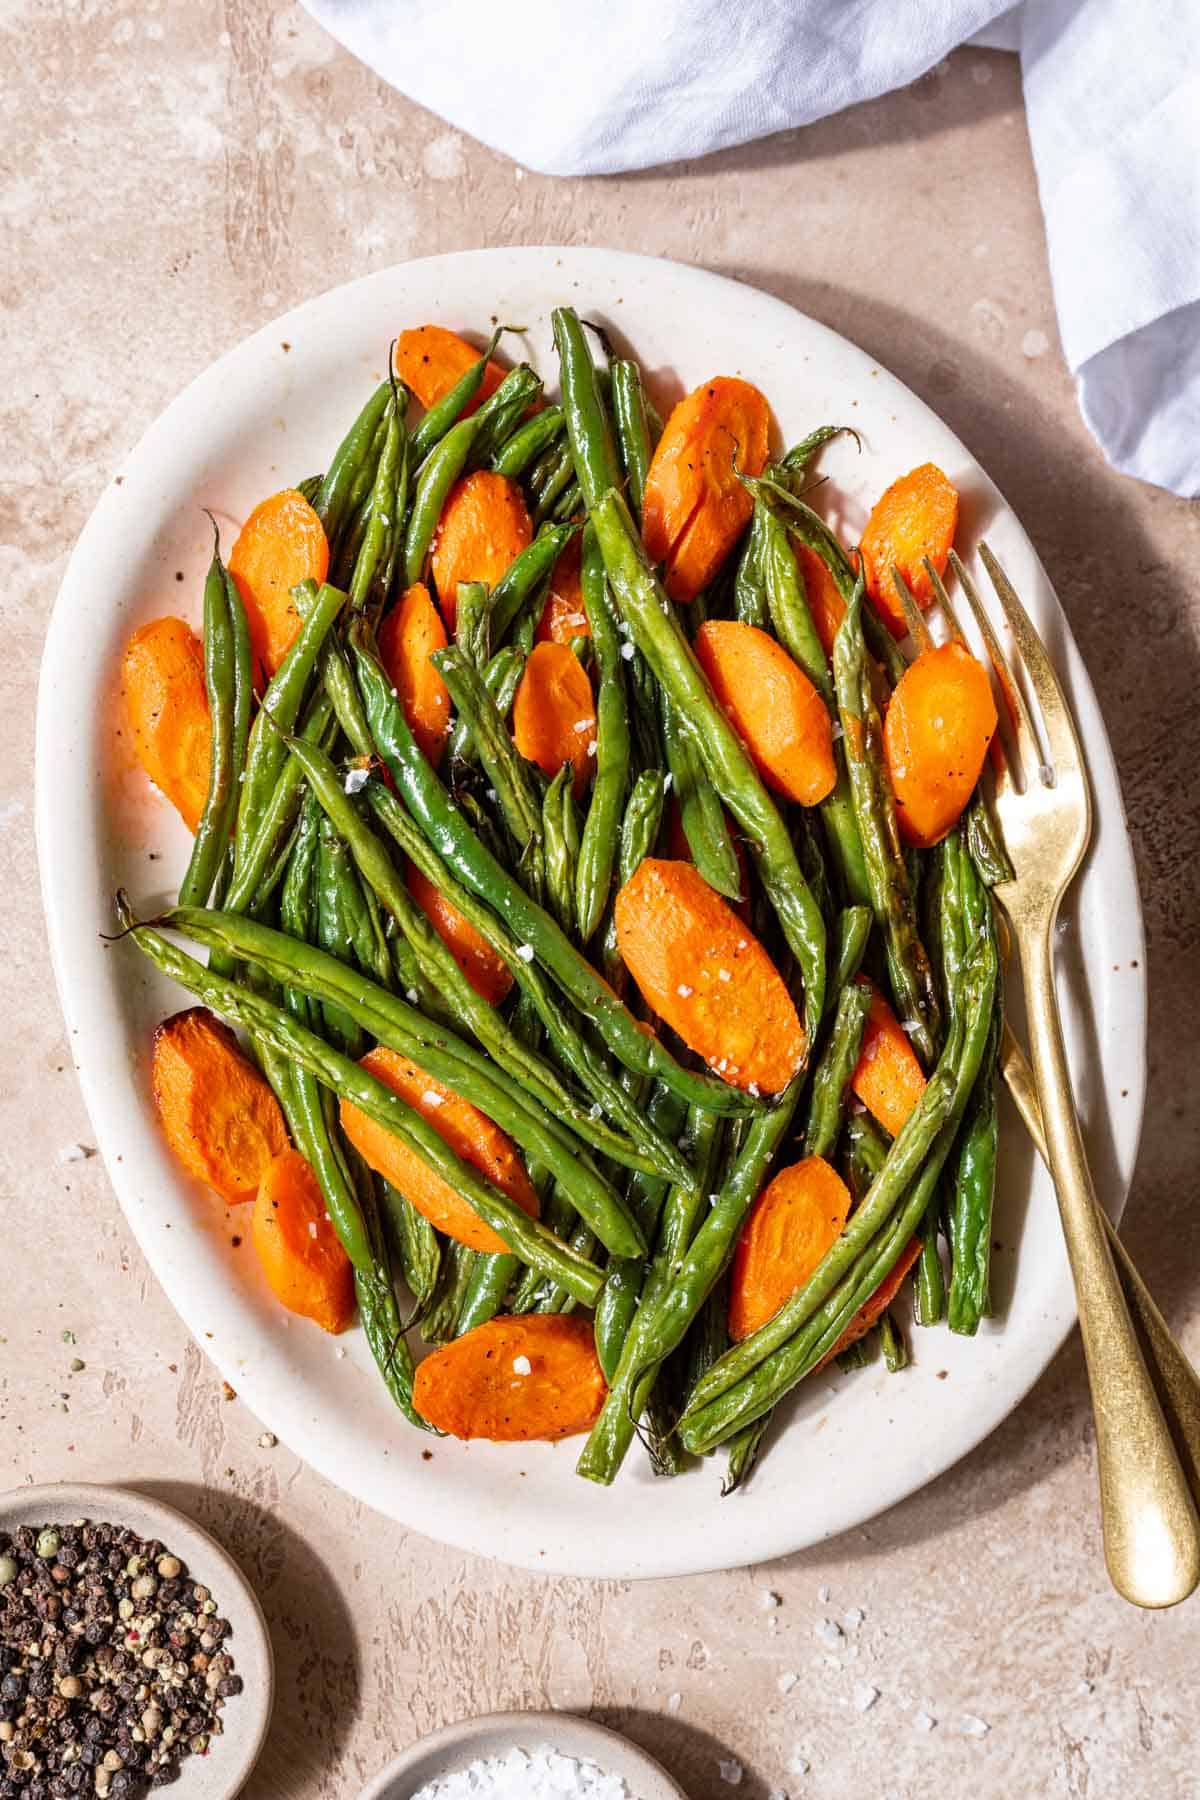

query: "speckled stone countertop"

left=5, top=5, right=1200, bottom=1796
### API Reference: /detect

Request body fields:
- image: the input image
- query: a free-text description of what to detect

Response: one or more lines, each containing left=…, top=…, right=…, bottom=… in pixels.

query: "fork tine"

left=922, top=556, right=968, bottom=646
left=890, top=565, right=935, bottom=652
left=948, top=548, right=1040, bottom=791
left=977, top=544, right=1086, bottom=786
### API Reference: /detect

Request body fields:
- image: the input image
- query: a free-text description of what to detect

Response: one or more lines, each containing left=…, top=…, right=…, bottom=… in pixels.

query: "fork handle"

left=1001, top=1023, right=1200, bottom=1505
left=1019, top=920, right=1200, bottom=1607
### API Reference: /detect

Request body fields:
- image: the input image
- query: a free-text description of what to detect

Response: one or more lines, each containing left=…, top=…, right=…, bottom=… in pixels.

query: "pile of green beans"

left=121, top=314, right=1009, bottom=1481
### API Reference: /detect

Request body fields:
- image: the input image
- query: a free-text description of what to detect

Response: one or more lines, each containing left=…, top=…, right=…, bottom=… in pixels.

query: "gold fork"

left=1000, top=1026, right=1200, bottom=1511
left=950, top=542, right=1200, bottom=1607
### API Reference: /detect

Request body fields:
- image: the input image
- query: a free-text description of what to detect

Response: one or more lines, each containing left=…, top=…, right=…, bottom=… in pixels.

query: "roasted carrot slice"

left=228, top=488, right=330, bottom=675
left=797, top=544, right=847, bottom=660
left=511, top=640, right=596, bottom=797
left=614, top=858, right=805, bottom=1094
left=850, top=980, right=927, bottom=1137
left=883, top=641, right=998, bottom=847
left=413, top=1314, right=606, bottom=1441
left=816, top=1239, right=922, bottom=1369
left=694, top=619, right=836, bottom=806
left=535, top=534, right=590, bottom=643
left=252, top=1148, right=355, bottom=1333
left=121, top=617, right=212, bottom=831
left=394, top=325, right=505, bottom=414
left=339, top=1047, right=538, bottom=1254
left=642, top=377, right=770, bottom=602
left=429, top=471, right=532, bottom=630
left=378, top=582, right=451, bottom=766
left=407, top=861, right=514, bottom=1005
left=152, top=1008, right=289, bottom=1204
left=859, top=463, right=958, bottom=636
left=729, top=1156, right=852, bottom=1341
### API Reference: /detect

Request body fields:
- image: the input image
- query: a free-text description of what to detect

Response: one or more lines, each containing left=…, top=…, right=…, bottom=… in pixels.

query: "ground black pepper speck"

left=0, top=1521, right=242, bottom=1798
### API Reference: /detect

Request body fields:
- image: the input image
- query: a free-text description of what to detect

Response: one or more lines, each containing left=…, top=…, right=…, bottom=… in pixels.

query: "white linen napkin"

left=302, top=0, right=1199, bottom=497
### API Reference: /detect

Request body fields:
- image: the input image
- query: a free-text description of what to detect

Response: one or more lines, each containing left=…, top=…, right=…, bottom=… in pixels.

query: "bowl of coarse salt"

left=358, top=1711, right=688, bottom=1800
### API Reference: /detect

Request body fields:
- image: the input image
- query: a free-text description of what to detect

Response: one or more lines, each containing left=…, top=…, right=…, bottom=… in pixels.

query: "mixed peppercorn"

left=0, top=1520, right=242, bottom=1797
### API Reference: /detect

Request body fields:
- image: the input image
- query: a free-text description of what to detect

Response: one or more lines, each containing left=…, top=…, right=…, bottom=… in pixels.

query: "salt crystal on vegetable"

left=677, top=984, right=693, bottom=998
left=422, top=1090, right=446, bottom=1107
left=512, top=1356, right=532, bottom=1376
left=517, top=944, right=535, bottom=962
left=343, top=767, right=369, bottom=794
left=620, top=642, right=635, bottom=660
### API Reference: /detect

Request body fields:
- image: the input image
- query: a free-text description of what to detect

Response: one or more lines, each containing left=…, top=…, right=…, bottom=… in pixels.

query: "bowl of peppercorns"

left=0, top=1484, right=274, bottom=1799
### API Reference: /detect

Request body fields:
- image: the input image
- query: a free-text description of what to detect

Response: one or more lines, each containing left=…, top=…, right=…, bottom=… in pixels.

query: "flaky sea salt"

left=852, top=1683, right=879, bottom=1714
left=759, top=1590, right=781, bottom=1610
left=512, top=1355, right=532, bottom=1376
left=914, top=1712, right=936, bottom=1734
left=57, top=1143, right=94, bottom=1164
left=843, top=1608, right=864, bottom=1631
left=777, top=1671, right=799, bottom=1695
left=517, top=944, right=536, bottom=962
left=960, top=1715, right=990, bottom=1738
left=343, top=766, right=370, bottom=794
left=411, top=1746, right=635, bottom=1799
left=666, top=1692, right=682, bottom=1714
left=814, top=1619, right=843, bottom=1649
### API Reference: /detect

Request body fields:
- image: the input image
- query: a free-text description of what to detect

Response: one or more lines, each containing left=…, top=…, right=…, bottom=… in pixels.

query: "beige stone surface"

left=4, top=3, right=1200, bottom=1796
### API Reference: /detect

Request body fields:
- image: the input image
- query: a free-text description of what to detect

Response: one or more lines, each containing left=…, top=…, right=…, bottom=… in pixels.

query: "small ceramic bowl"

left=359, top=1710, right=688, bottom=1800
left=0, top=1482, right=274, bottom=1798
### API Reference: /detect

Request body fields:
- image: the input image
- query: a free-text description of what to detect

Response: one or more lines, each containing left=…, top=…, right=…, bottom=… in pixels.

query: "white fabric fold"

left=302, top=0, right=1200, bottom=495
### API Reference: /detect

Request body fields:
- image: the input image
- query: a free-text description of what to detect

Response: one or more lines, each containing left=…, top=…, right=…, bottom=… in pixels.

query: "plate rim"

left=35, top=245, right=1148, bottom=1578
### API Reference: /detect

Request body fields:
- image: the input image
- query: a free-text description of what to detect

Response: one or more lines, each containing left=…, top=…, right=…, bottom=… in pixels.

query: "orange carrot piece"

left=883, top=641, right=998, bottom=847
left=850, top=980, right=927, bottom=1137
left=816, top=1238, right=922, bottom=1369
left=152, top=1008, right=290, bottom=1204
left=511, top=640, right=596, bottom=797
left=407, top=861, right=514, bottom=1005
left=228, top=488, right=330, bottom=675
left=413, top=1315, right=606, bottom=1441
left=859, top=463, right=958, bottom=636
left=797, top=543, right=847, bottom=660
left=394, top=325, right=505, bottom=414
left=614, top=858, right=805, bottom=1094
left=729, top=1156, right=852, bottom=1341
left=252, top=1148, right=355, bottom=1334
left=121, top=617, right=212, bottom=831
left=377, top=582, right=451, bottom=766
left=642, top=377, right=771, bottom=602
left=429, top=470, right=532, bottom=630
left=535, top=534, right=590, bottom=643
left=694, top=619, right=836, bottom=806
left=339, top=1047, right=538, bottom=1254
